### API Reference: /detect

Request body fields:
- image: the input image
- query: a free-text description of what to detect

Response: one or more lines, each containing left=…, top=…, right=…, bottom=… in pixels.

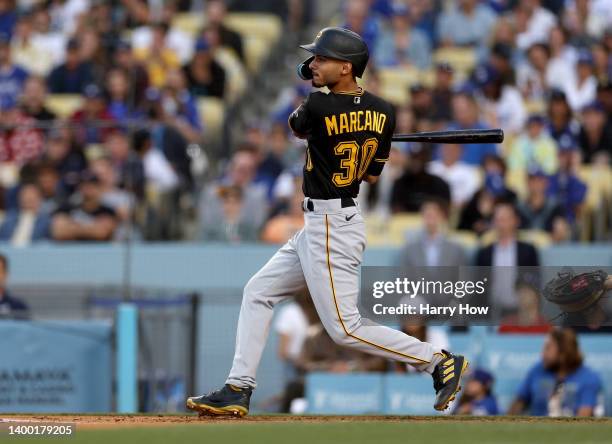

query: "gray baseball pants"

left=226, top=197, right=443, bottom=389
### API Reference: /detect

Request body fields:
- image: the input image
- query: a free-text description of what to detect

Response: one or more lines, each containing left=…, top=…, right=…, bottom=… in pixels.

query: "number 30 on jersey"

left=331, top=138, right=379, bottom=187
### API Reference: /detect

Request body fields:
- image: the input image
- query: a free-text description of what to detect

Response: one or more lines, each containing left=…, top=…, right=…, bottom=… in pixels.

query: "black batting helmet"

left=297, top=27, right=369, bottom=80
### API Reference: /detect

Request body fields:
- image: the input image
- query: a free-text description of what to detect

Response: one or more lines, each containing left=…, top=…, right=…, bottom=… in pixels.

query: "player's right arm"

left=288, top=93, right=314, bottom=139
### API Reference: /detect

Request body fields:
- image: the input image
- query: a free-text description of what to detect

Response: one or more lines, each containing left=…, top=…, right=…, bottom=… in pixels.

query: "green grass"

left=10, top=420, right=612, bottom=444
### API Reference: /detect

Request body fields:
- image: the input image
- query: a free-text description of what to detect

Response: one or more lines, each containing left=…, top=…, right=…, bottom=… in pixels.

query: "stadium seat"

left=448, top=230, right=479, bottom=249
left=388, top=213, right=423, bottom=245
left=215, top=47, right=247, bottom=103
left=506, top=168, right=527, bottom=198
left=519, top=229, right=552, bottom=248
left=364, top=213, right=391, bottom=246
left=45, top=94, right=83, bottom=119
left=243, top=36, right=269, bottom=73
left=197, top=97, right=225, bottom=142
left=224, top=13, right=282, bottom=46
left=524, top=99, right=546, bottom=115
left=171, top=12, right=204, bottom=37
left=378, top=67, right=421, bottom=106
left=432, top=47, right=476, bottom=77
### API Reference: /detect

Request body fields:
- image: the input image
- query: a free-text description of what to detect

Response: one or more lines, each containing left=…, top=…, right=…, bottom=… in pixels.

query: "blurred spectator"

left=112, top=40, right=149, bottom=107
left=142, top=88, right=192, bottom=187
left=199, top=146, right=268, bottom=235
left=476, top=201, right=540, bottom=266
left=261, top=179, right=304, bottom=244
left=437, top=0, right=497, bottom=49
left=204, top=0, right=244, bottom=62
left=47, top=0, right=90, bottom=36
left=591, top=42, right=610, bottom=83
left=35, top=161, right=67, bottom=214
left=107, top=130, right=145, bottom=199
left=547, top=143, right=587, bottom=224
left=475, top=64, right=527, bottom=135
left=76, top=25, right=109, bottom=86
left=475, top=202, right=540, bottom=315
left=517, top=168, right=569, bottom=240
left=0, top=254, right=28, bottom=319
left=183, top=38, right=226, bottom=98
left=409, top=83, right=434, bottom=124
left=509, top=328, right=604, bottom=416
left=10, top=13, right=55, bottom=76
left=70, top=83, right=115, bottom=146
left=47, top=38, right=93, bottom=94
left=577, top=100, right=612, bottom=164
left=596, top=80, right=612, bottom=124
left=361, top=144, right=408, bottom=215
left=458, top=154, right=517, bottom=235
left=514, top=0, right=557, bottom=51
left=508, top=114, right=559, bottom=174
left=430, top=62, right=455, bottom=124
left=342, top=0, right=380, bottom=52
left=0, top=183, right=50, bottom=245
left=498, top=282, right=551, bottom=333
left=89, top=155, right=133, bottom=225
left=275, top=290, right=314, bottom=379
left=19, top=76, right=56, bottom=123
left=547, top=89, right=581, bottom=148
left=42, top=129, right=86, bottom=196
left=201, top=185, right=259, bottom=242
left=0, top=32, right=28, bottom=105
left=488, top=42, right=516, bottom=86
left=548, top=25, right=578, bottom=69
left=0, top=0, right=15, bottom=38
left=134, top=22, right=181, bottom=88
left=30, top=6, right=66, bottom=69
left=51, top=171, right=118, bottom=242
left=390, top=145, right=451, bottom=213
left=453, top=368, right=499, bottom=415
left=106, top=67, right=142, bottom=122
left=0, top=96, right=44, bottom=165
left=428, top=143, right=481, bottom=207
left=374, top=3, right=431, bottom=70
left=444, top=92, right=499, bottom=165
left=398, top=198, right=468, bottom=267
left=563, top=0, right=609, bottom=43
left=563, top=50, right=597, bottom=111
left=158, top=68, right=202, bottom=143
left=131, top=128, right=178, bottom=194
left=517, top=43, right=572, bottom=100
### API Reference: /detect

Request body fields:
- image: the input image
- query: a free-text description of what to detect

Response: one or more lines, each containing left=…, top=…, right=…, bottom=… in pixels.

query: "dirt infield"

left=3, top=414, right=612, bottom=429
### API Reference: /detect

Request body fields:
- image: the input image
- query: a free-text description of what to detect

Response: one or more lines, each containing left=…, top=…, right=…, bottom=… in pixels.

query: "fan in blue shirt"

left=453, top=368, right=499, bottom=416
left=0, top=33, right=28, bottom=104
left=509, top=329, right=604, bottom=417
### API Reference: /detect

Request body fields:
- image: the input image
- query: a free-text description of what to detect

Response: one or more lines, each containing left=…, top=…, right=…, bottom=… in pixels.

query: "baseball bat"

left=391, top=128, right=504, bottom=144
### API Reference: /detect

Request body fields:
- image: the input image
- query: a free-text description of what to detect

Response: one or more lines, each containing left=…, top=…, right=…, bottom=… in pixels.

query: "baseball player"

left=187, top=27, right=468, bottom=417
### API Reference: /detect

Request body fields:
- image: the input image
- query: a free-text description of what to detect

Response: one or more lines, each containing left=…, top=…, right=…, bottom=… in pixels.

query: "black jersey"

left=289, top=89, right=396, bottom=199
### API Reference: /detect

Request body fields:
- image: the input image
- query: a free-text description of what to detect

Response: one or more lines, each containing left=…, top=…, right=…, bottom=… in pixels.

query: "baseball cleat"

left=432, top=350, right=469, bottom=411
left=186, top=384, right=252, bottom=417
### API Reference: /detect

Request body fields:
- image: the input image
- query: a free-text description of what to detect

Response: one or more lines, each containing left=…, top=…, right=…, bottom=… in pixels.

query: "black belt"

left=303, top=197, right=356, bottom=211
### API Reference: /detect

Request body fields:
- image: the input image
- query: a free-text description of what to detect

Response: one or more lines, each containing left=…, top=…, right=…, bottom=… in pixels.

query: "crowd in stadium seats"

left=0, top=0, right=609, bottom=245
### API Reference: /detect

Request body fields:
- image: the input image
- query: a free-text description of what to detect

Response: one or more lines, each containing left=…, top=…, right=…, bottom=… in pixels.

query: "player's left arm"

left=363, top=104, right=396, bottom=183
